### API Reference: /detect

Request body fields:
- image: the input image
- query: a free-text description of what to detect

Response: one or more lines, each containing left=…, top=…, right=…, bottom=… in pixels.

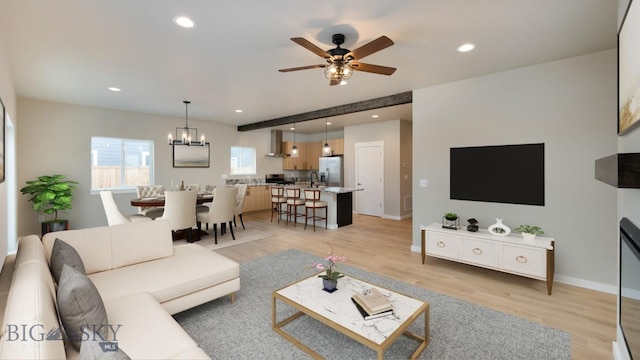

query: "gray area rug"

left=173, top=249, right=571, bottom=359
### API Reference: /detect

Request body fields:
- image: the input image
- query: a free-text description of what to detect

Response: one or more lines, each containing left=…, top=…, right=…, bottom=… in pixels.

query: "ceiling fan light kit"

left=279, top=33, right=396, bottom=86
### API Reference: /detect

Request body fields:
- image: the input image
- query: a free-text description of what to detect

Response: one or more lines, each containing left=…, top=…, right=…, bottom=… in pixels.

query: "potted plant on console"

left=20, top=174, right=78, bottom=236
left=442, top=212, right=459, bottom=230
left=515, top=224, right=544, bottom=243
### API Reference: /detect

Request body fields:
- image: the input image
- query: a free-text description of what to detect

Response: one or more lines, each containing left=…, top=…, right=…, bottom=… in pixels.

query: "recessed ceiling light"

left=372, top=115, right=379, bottom=118
left=326, top=122, right=332, bottom=125
left=173, top=16, right=195, bottom=28
left=290, top=127, right=295, bottom=131
left=108, top=87, right=121, bottom=92
left=457, top=43, right=475, bottom=53
left=235, top=109, right=243, bottom=113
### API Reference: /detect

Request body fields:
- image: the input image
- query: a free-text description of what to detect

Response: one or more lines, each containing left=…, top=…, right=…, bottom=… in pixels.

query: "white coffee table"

left=272, top=273, right=429, bottom=360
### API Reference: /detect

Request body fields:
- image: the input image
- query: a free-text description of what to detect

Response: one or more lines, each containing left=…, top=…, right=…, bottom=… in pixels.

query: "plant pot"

left=442, top=217, right=460, bottom=230
left=41, top=220, right=69, bottom=237
left=522, top=233, right=536, bottom=243
left=322, top=279, right=338, bottom=293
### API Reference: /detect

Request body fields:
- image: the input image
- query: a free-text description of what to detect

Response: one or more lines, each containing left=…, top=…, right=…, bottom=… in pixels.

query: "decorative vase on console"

left=466, top=218, right=479, bottom=232
left=488, top=218, right=511, bottom=236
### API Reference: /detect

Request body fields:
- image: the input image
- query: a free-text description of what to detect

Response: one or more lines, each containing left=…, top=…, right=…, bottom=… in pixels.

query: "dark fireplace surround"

left=595, top=154, right=640, bottom=359
left=620, top=218, right=640, bottom=360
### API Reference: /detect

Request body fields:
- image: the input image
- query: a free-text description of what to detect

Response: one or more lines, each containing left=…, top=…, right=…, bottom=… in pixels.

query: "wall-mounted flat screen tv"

left=450, top=143, right=545, bottom=206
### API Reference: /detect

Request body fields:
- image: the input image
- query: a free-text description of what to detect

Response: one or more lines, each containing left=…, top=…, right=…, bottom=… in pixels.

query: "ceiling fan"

left=279, top=33, right=396, bottom=86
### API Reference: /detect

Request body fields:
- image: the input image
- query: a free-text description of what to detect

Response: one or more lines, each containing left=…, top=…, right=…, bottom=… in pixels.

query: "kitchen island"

left=281, top=186, right=363, bottom=229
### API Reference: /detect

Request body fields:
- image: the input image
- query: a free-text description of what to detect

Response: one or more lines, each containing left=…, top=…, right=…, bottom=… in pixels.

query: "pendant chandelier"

left=322, top=119, right=331, bottom=156
left=291, top=123, right=299, bottom=158
left=168, top=100, right=207, bottom=146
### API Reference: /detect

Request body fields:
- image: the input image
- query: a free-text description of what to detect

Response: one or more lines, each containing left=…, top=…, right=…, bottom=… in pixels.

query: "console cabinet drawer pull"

left=516, top=255, right=528, bottom=263
left=472, top=247, right=483, bottom=255
left=437, top=241, right=445, bottom=248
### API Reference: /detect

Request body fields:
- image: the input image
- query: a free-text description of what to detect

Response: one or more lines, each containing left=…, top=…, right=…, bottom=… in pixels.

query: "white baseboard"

left=613, top=341, right=622, bottom=360
left=381, top=214, right=412, bottom=220
left=410, top=245, right=616, bottom=294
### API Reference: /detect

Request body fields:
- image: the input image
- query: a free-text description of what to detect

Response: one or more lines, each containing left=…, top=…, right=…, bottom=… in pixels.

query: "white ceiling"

left=0, top=1, right=616, bottom=134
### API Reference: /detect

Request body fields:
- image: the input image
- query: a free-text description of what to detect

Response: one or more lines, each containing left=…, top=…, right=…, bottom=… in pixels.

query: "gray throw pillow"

left=79, top=330, right=130, bottom=360
left=57, top=264, right=108, bottom=350
left=50, top=238, right=86, bottom=284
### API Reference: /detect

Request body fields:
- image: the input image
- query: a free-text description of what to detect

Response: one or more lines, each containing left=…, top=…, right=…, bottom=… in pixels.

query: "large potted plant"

left=20, top=174, right=78, bottom=235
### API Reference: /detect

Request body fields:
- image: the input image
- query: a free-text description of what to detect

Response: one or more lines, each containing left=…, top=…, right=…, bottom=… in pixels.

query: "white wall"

left=344, top=119, right=410, bottom=219
left=412, top=50, right=618, bottom=289
left=0, top=26, right=17, bottom=266
left=16, top=99, right=284, bottom=236
left=400, top=120, right=413, bottom=219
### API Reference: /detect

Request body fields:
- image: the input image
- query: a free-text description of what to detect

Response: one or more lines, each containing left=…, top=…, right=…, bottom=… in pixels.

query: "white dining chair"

left=158, top=190, right=198, bottom=243
left=136, top=185, right=165, bottom=219
left=196, top=187, right=237, bottom=244
left=233, top=184, right=248, bottom=229
left=99, top=191, right=152, bottom=226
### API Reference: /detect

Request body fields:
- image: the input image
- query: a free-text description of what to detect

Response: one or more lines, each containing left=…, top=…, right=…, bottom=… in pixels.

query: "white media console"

left=421, top=223, right=555, bottom=295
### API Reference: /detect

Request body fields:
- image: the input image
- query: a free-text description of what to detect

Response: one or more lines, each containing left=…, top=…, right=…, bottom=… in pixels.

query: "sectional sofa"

left=0, top=219, right=240, bottom=359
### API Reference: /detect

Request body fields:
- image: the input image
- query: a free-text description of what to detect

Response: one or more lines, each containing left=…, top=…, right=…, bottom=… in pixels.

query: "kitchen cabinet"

left=281, top=139, right=343, bottom=170
left=421, top=223, right=555, bottom=295
left=283, top=141, right=306, bottom=170
left=282, top=141, right=296, bottom=170
left=328, top=138, right=344, bottom=155
left=243, top=185, right=272, bottom=212
left=306, top=141, right=322, bottom=170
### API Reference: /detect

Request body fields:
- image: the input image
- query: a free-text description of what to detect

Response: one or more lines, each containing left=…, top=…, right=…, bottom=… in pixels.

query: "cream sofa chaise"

left=0, top=219, right=240, bottom=359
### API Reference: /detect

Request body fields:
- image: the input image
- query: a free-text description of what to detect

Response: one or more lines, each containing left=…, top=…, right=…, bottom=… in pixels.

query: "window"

left=230, top=146, right=256, bottom=175
left=91, top=137, right=154, bottom=191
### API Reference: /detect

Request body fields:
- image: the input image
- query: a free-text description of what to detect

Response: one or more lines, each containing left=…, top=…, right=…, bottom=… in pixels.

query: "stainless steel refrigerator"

left=319, top=156, right=344, bottom=187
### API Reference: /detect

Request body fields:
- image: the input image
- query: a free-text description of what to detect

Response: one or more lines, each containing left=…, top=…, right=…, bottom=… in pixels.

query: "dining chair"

left=303, top=189, right=328, bottom=232
left=270, top=187, right=287, bottom=224
left=233, top=184, right=248, bottom=229
left=196, top=187, right=237, bottom=244
left=99, top=191, right=152, bottom=226
left=136, top=185, right=165, bottom=219
left=157, top=190, right=198, bottom=243
left=285, top=187, right=305, bottom=227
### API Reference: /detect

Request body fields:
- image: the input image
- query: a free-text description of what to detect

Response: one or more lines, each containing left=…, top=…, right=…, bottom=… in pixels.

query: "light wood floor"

left=217, top=211, right=616, bottom=360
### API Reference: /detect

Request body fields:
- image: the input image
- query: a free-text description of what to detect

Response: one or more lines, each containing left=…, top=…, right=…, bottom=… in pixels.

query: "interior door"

left=355, top=142, right=383, bottom=217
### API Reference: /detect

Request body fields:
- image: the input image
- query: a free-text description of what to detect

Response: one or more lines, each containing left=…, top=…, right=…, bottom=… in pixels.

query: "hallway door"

left=355, top=141, right=383, bottom=217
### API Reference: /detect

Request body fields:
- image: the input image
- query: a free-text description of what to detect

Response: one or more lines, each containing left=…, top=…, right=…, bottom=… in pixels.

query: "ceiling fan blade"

left=290, top=37, right=332, bottom=59
left=346, top=36, right=394, bottom=60
left=351, top=62, right=396, bottom=75
left=278, top=64, right=325, bottom=72
left=329, top=78, right=341, bottom=86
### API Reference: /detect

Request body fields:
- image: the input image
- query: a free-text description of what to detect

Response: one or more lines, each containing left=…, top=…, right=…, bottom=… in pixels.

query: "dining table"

left=130, top=194, right=214, bottom=241
left=130, top=194, right=214, bottom=207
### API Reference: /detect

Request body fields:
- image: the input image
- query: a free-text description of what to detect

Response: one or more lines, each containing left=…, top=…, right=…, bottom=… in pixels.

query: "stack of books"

left=351, top=288, right=394, bottom=320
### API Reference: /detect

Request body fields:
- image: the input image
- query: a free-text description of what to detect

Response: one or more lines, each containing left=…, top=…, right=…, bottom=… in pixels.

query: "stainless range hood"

left=265, top=130, right=288, bottom=157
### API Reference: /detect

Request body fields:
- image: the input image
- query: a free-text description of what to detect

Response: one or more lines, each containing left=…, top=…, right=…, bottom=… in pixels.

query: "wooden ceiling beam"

left=237, top=91, right=412, bottom=132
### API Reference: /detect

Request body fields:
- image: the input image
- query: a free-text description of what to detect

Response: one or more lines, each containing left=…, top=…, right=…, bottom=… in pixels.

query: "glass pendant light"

left=323, top=119, right=331, bottom=156
left=291, top=123, right=299, bottom=158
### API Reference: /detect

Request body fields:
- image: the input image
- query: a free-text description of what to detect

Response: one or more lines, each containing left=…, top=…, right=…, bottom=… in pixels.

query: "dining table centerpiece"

left=313, top=244, right=346, bottom=293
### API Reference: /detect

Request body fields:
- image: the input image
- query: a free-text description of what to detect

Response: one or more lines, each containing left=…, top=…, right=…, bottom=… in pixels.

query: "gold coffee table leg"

left=403, top=304, right=429, bottom=360
left=272, top=296, right=323, bottom=359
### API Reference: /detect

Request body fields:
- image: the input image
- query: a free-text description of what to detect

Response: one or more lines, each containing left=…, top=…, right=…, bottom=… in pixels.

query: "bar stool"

left=303, top=189, right=328, bottom=231
left=270, top=187, right=287, bottom=224
left=285, top=188, right=305, bottom=227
